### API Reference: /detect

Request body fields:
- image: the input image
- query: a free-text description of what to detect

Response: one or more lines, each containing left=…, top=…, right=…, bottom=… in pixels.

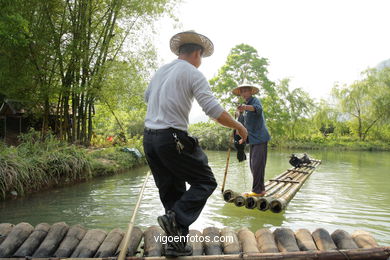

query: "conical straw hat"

left=232, top=83, right=260, bottom=96
left=170, top=30, right=214, bottom=57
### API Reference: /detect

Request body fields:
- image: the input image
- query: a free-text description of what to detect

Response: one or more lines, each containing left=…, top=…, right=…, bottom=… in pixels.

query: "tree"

left=0, top=0, right=179, bottom=145
left=209, top=44, right=274, bottom=108
left=332, top=68, right=390, bottom=141
left=313, top=99, right=340, bottom=137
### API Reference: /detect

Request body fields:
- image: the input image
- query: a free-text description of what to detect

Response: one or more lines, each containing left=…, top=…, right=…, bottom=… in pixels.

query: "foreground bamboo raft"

left=223, top=159, right=322, bottom=213
left=0, top=222, right=389, bottom=259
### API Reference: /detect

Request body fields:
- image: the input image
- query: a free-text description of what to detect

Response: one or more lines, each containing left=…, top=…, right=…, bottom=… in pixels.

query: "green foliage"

left=210, top=44, right=274, bottom=108
left=0, top=130, right=146, bottom=199
left=0, top=130, right=91, bottom=199
left=189, top=121, right=231, bottom=150
left=0, top=0, right=180, bottom=144
left=88, top=141, right=145, bottom=177
left=210, top=43, right=390, bottom=144
left=332, top=68, right=390, bottom=141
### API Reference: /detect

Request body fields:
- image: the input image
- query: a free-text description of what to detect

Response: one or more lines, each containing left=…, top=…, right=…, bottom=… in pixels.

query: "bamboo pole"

left=118, top=171, right=151, bottom=260
left=225, top=160, right=321, bottom=212
left=222, top=190, right=241, bottom=203
left=269, top=161, right=321, bottom=213
left=221, top=130, right=235, bottom=193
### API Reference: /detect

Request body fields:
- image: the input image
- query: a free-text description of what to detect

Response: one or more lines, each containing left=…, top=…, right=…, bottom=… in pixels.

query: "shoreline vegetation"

left=1, top=125, right=389, bottom=201
left=0, top=131, right=145, bottom=200
left=189, top=122, right=390, bottom=152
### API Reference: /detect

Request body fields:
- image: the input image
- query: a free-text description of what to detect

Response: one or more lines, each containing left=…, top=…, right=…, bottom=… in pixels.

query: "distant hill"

left=376, top=59, right=390, bottom=70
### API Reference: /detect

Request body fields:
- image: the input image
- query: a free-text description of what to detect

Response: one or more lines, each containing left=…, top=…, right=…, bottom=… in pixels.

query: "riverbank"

left=188, top=123, right=390, bottom=152
left=278, top=139, right=390, bottom=151
left=0, top=132, right=146, bottom=200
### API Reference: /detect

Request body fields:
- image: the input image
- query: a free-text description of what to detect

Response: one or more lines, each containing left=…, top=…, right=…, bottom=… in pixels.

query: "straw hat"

left=170, top=30, right=214, bottom=57
left=232, top=83, right=260, bottom=96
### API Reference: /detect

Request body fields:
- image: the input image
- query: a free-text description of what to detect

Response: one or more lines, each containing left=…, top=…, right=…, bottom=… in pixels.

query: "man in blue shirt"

left=233, top=84, right=271, bottom=197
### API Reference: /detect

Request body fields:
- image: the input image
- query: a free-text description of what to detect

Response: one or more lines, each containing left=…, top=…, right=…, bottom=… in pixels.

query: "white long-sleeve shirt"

left=144, top=59, right=224, bottom=131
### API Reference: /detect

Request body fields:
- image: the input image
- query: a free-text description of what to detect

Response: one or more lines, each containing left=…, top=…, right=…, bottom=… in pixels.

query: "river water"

left=1, top=149, right=389, bottom=245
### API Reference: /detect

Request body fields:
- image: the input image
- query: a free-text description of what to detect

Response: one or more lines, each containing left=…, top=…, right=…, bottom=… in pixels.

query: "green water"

left=1, top=149, right=389, bottom=245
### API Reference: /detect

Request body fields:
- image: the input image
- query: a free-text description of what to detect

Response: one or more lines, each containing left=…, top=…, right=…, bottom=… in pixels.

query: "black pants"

left=249, top=142, right=268, bottom=193
left=143, top=128, right=217, bottom=236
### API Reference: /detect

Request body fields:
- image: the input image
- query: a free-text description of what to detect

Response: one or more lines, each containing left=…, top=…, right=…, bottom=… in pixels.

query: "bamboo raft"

left=223, top=159, right=322, bottom=213
left=0, top=222, right=389, bottom=259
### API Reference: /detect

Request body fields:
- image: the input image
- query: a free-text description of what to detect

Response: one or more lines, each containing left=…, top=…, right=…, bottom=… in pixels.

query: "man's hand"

left=236, top=123, right=248, bottom=144
left=215, top=111, right=248, bottom=143
left=237, top=105, right=245, bottom=113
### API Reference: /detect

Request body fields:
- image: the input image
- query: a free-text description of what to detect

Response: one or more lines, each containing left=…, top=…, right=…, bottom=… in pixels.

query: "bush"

left=0, top=130, right=91, bottom=199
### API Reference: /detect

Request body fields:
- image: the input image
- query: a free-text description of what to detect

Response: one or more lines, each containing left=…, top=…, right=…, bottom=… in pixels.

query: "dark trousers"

left=249, top=142, right=268, bottom=193
left=143, top=128, right=217, bottom=236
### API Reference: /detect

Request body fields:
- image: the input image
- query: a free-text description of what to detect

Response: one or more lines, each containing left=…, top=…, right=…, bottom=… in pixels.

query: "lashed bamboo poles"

left=0, top=222, right=386, bottom=259
left=222, top=159, right=321, bottom=213
left=269, top=161, right=321, bottom=213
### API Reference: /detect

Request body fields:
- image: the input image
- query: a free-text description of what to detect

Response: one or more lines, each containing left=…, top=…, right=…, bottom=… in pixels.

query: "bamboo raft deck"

left=223, top=159, right=322, bottom=213
left=0, top=222, right=389, bottom=259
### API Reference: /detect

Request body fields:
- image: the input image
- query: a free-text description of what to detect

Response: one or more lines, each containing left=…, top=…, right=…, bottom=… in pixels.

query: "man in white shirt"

left=143, top=31, right=247, bottom=256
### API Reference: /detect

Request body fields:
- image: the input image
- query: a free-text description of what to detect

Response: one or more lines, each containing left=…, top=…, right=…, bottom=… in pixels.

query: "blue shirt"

left=243, top=97, right=271, bottom=144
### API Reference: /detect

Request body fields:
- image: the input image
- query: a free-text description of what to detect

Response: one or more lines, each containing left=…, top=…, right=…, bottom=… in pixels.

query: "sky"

left=152, top=0, right=390, bottom=123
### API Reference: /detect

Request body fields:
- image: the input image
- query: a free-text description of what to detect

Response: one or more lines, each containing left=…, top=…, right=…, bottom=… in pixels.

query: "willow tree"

left=0, top=0, right=178, bottom=145
left=274, top=79, right=314, bottom=140
left=332, top=68, right=390, bottom=141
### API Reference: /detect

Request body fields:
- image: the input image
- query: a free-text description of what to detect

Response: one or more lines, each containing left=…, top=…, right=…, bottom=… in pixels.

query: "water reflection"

left=0, top=149, right=389, bottom=245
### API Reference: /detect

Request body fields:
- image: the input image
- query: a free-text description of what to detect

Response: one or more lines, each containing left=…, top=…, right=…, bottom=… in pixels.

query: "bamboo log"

left=223, top=160, right=321, bottom=212
left=203, top=227, right=222, bottom=255
left=267, top=163, right=314, bottom=199
left=266, top=172, right=302, bottom=198
left=331, top=229, right=359, bottom=250
left=264, top=168, right=297, bottom=192
left=273, top=228, right=300, bottom=252
left=294, top=228, right=317, bottom=251
left=95, top=228, right=124, bottom=257
left=71, top=229, right=107, bottom=258
left=32, top=222, right=69, bottom=257
left=254, top=228, right=278, bottom=253
left=237, top=228, right=259, bottom=254
left=269, top=162, right=320, bottom=213
left=189, top=230, right=204, bottom=256
left=233, top=195, right=245, bottom=207
left=244, top=196, right=258, bottom=209
left=0, top=222, right=34, bottom=257
left=143, top=226, right=163, bottom=257
left=312, top=228, right=337, bottom=251
left=13, top=223, right=50, bottom=257
left=256, top=197, right=273, bottom=211
left=54, top=224, right=87, bottom=257
left=220, top=228, right=240, bottom=255
left=116, top=226, right=143, bottom=257
left=0, top=224, right=14, bottom=245
left=264, top=173, right=298, bottom=198
left=222, top=190, right=240, bottom=203
left=352, top=230, right=379, bottom=248
left=269, top=163, right=316, bottom=199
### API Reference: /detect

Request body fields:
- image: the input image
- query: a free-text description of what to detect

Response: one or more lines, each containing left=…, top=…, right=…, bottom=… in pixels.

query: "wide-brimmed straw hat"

left=170, top=30, right=214, bottom=57
left=232, top=83, right=260, bottom=96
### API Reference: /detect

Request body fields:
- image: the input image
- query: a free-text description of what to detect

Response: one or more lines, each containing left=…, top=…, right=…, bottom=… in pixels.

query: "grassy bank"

left=189, top=122, right=390, bottom=151
left=0, top=131, right=146, bottom=200
left=281, top=138, right=390, bottom=151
